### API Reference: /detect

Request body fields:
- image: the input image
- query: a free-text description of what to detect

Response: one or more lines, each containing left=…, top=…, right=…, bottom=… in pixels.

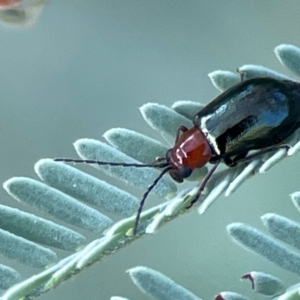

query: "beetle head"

left=166, top=126, right=212, bottom=183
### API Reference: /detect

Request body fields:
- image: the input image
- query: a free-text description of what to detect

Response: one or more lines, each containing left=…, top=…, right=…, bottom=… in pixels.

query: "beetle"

left=55, top=76, right=300, bottom=234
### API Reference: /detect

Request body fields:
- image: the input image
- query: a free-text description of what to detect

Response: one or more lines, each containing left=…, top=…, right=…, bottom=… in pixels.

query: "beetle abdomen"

left=195, top=77, right=300, bottom=158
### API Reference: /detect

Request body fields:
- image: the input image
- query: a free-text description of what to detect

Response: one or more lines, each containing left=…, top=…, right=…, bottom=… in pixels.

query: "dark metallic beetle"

left=55, top=77, right=300, bottom=234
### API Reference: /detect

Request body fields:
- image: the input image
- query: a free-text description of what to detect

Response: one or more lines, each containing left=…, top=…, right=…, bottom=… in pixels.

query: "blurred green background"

left=2, top=1, right=300, bottom=299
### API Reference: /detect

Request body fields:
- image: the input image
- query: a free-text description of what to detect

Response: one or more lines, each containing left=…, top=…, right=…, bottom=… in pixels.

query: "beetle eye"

left=169, top=169, right=183, bottom=183
left=169, top=166, right=192, bottom=183
left=166, top=149, right=172, bottom=162
left=178, top=166, right=192, bottom=179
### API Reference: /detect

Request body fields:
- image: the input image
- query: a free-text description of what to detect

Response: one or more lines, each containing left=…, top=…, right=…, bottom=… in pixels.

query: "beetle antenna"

left=54, top=157, right=169, bottom=168
left=54, top=157, right=173, bottom=234
left=133, top=166, right=172, bottom=235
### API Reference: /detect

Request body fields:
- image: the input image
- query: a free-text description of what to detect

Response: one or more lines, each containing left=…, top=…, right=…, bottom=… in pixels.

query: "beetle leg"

left=175, top=125, right=189, bottom=142
left=186, top=161, right=221, bottom=208
left=186, top=144, right=290, bottom=209
left=233, top=144, right=291, bottom=165
left=224, top=151, right=248, bottom=167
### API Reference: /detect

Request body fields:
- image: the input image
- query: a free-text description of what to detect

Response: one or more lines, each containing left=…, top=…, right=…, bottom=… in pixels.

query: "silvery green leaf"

left=74, top=234, right=124, bottom=269
left=44, top=240, right=106, bottom=290
left=2, top=253, right=79, bottom=300
left=103, top=128, right=168, bottom=163
left=0, top=203, right=86, bottom=251
left=225, top=160, right=261, bottom=196
left=275, top=44, right=300, bottom=77
left=35, top=159, right=138, bottom=217
left=0, top=264, right=21, bottom=289
left=140, top=103, right=193, bottom=138
left=261, top=213, right=300, bottom=250
left=45, top=234, right=132, bottom=290
left=0, top=0, right=48, bottom=30
left=208, top=70, right=240, bottom=92
left=276, top=289, right=300, bottom=300
left=146, top=189, right=194, bottom=234
left=288, top=140, right=300, bottom=156
left=106, top=204, right=161, bottom=237
left=227, top=223, right=300, bottom=275
left=242, top=272, right=285, bottom=297
left=260, top=131, right=297, bottom=173
left=171, top=100, right=204, bottom=120
left=290, top=192, right=300, bottom=213
left=238, top=65, right=292, bottom=80
left=74, top=139, right=177, bottom=198
left=215, top=292, right=248, bottom=300
left=3, top=177, right=113, bottom=232
left=199, top=166, right=241, bottom=214
left=0, top=228, right=57, bottom=268
left=198, top=180, right=228, bottom=214
left=127, top=266, right=202, bottom=300
left=259, top=149, right=287, bottom=173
